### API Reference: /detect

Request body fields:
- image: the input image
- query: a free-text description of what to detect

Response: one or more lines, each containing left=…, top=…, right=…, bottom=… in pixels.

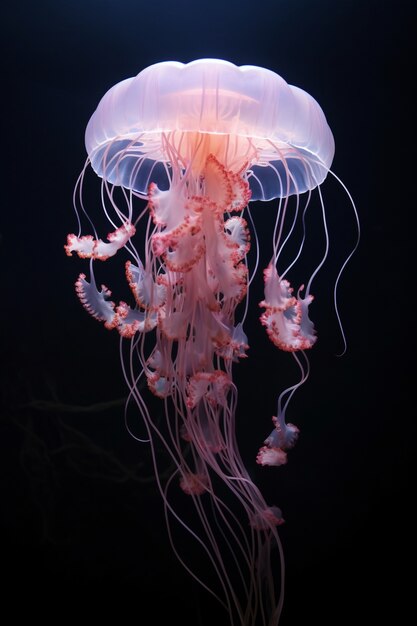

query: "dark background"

left=1, top=1, right=415, bottom=623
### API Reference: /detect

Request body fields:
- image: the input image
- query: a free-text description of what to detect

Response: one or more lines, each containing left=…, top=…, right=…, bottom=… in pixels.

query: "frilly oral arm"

left=65, top=222, right=135, bottom=260
left=259, top=264, right=317, bottom=352
left=256, top=446, right=288, bottom=467
left=224, top=216, right=250, bottom=263
left=264, top=415, right=300, bottom=451
left=75, top=273, right=116, bottom=329
left=125, top=260, right=166, bottom=309
left=202, top=154, right=251, bottom=213
left=75, top=274, right=157, bottom=337
left=186, top=371, right=231, bottom=409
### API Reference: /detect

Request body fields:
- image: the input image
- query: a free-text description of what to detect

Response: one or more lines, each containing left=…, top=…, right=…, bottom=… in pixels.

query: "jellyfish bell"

left=85, top=58, right=334, bottom=197
left=66, top=59, right=357, bottom=626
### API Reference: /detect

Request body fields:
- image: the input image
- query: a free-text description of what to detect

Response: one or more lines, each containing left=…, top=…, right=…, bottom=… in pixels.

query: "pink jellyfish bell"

left=66, top=59, right=349, bottom=626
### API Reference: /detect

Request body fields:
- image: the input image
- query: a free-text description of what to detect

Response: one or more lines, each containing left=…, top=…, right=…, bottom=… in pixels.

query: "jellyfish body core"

left=66, top=60, right=352, bottom=626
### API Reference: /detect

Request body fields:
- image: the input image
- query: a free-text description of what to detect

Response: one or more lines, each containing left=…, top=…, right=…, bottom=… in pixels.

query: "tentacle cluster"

left=66, top=151, right=320, bottom=626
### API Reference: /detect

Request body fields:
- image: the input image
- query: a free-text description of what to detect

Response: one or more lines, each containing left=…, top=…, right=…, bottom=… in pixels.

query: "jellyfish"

left=66, top=59, right=358, bottom=625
